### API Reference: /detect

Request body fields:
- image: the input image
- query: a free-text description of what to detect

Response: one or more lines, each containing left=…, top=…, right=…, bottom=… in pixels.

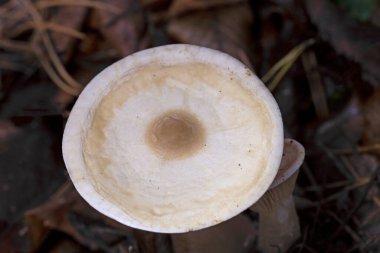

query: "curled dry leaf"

left=94, top=0, right=149, bottom=57
left=0, top=0, right=31, bottom=37
left=50, top=6, right=87, bottom=62
left=25, top=183, right=96, bottom=251
left=306, top=0, right=380, bottom=87
left=167, top=3, right=254, bottom=68
left=168, top=0, right=244, bottom=17
left=24, top=182, right=134, bottom=252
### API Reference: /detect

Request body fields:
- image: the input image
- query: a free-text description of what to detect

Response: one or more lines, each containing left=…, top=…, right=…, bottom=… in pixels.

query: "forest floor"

left=1, top=0, right=380, bottom=252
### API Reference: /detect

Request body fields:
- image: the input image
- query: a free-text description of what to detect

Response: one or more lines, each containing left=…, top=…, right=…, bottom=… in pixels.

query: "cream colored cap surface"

left=62, top=44, right=283, bottom=232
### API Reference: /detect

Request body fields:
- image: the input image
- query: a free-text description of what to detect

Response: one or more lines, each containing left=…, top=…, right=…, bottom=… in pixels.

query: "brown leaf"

left=24, top=183, right=96, bottom=251
left=24, top=182, right=135, bottom=252
left=362, top=89, right=380, bottom=146
left=168, top=0, right=244, bottom=17
left=306, top=0, right=380, bottom=87
left=167, top=3, right=254, bottom=68
left=0, top=0, right=31, bottom=38
left=141, top=0, right=172, bottom=12
left=50, top=6, right=88, bottom=62
left=95, top=0, right=149, bottom=57
left=48, top=239, right=86, bottom=253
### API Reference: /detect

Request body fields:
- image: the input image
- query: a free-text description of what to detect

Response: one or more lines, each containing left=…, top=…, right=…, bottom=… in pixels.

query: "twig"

left=0, top=60, right=27, bottom=72
left=303, top=178, right=364, bottom=192
left=327, top=211, right=361, bottom=242
left=301, top=162, right=321, bottom=197
left=41, top=35, right=83, bottom=89
left=9, top=21, right=86, bottom=40
left=308, top=203, right=322, bottom=243
left=329, top=167, right=379, bottom=242
left=359, top=197, right=380, bottom=226
left=293, top=227, right=319, bottom=253
left=340, top=156, right=361, bottom=179
left=317, top=139, right=355, bottom=180
left=361, top=206, right=380, bottom=226
left=34, top=46, right=79, bottom=95
left=361, top=233, right=380, bottom=252
left=330, top=143, right=380, bottom=155
left=373, top=196, right=380, bottom=207
left=20, top=0, right=83, bottom=87
left=17, top=0, right=83, bottom=94
left=320, top=177, right=370, bottom=204
left=0, top=39, right=33, bottom=52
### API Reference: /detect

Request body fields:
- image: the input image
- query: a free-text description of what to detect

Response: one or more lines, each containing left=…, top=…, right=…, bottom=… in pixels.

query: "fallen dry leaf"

left=141, top=0, right=171, bottom=11
left=47, top=239, right=86, bottom=253
left=167, top=3, right=254, bottom=68
left=306, top=0, right=380, bottom=87
left=168, top=0, right=244, bottom=17
left=24, top=182, right=135, bottom=252
left=0, top=0, right=31, bottom=38
left=24, top=183, right=97, bottom=252
left=50, top=6, right=88, bottom=62
left=94, top=0, right=150, bottom=57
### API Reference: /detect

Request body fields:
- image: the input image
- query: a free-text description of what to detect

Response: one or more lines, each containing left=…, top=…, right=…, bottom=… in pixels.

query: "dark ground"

left=1, top=0, right=380, bottom=252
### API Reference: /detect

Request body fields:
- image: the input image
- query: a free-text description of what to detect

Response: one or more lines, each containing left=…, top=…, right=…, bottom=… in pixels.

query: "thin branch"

left=9, top=21, right=86, bottom=40
left=327, top=211, right=361, bottom=242
left=0, top=39, right=33, bottom=52
left=18, top=0, right=83, bottom=91
left=330, top=167, right=379, bottom=241
left=321, top=177, right=370, bottom=204
left=330, top=143, right=380, bottom=155
left=35, top=47, right=80, bottom=95
left=303, top=178, right=366, bottom=192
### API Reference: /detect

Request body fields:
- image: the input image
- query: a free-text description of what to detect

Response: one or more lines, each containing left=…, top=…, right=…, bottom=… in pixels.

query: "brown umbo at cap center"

left=145, top=109, right=206, bottom=160
left=63, top=44, right=284, bottom=233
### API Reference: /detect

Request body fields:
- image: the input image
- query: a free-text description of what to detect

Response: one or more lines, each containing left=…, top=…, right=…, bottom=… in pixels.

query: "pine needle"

left=262, top=38, right=316, bottom=91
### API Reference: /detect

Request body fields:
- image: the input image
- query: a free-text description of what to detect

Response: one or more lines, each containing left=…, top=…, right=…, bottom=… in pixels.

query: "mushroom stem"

left=250, top=139, right=304, bottom=253
left=251, top=172, right=300, bottom=253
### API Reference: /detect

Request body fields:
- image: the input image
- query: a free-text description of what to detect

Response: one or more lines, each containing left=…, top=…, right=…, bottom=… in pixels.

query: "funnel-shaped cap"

left=62, top=44, right=283, bottom=232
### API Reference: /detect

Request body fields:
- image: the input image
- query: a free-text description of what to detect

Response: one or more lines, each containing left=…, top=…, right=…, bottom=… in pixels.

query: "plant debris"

left=1, top=0, right=380, bottom=252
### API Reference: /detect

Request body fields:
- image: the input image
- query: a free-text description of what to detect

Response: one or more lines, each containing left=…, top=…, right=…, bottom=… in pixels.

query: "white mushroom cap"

left=62, top=44, right=283, bottom=233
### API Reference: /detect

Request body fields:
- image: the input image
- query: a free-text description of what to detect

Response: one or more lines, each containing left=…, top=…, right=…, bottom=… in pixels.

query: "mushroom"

left=62, top=44, right=284, bottom=233
left=170, top=139, right=304, bottom=253
left=171, top=215, right=256, bottom=253
left=250, top=138, right=305, bottom=253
